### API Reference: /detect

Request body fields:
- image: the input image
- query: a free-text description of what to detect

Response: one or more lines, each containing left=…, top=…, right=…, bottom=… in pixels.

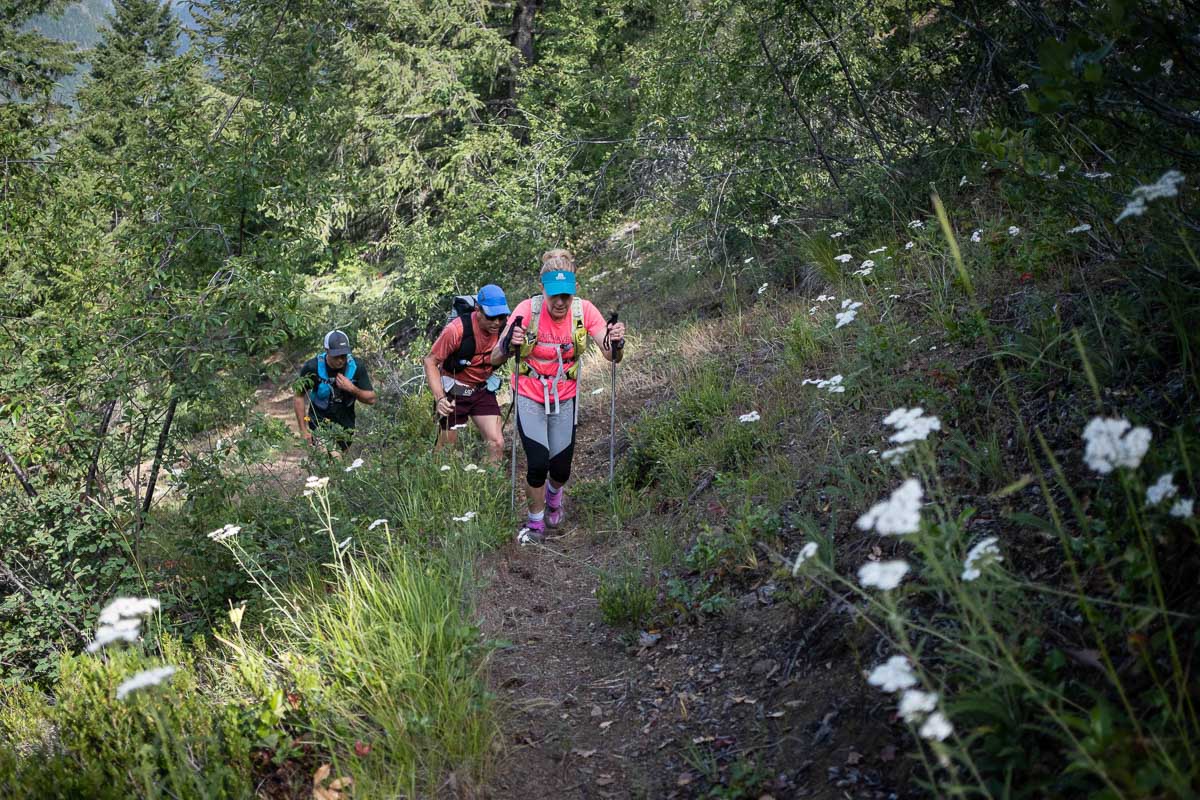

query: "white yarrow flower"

left=970, top=229, right=982, bottom=243
left=898, top=689, right=939, bottom=722
left=769, top=214, right=781, bottom=226
left=908, top=220, right=924, bottom=229
left=792, top=542, right=819, bottom=575
left=959, top=175, right=968, bottom=187
left=345, top=458, right=364, bottom=472
left=801, top=375, right=845, bottom=394
left=757, top=283, right=769, bottom=295
left=1084, top=171, right=1112, bottom=180
left=962, top=537, right=1003, bottom=581
left=336, top=536, right=352, bottom=551
left=835, top=308, right=859, bottom=328
left=867, top=655, right=917, bottom=693
left=463, top=463, right=482, bottom=473
left=98, top=597, right=160, bottom=626
left=207, top=524, right=241, bottom=543
left=1145, top=473, right=1178, bottom=506
left=904, top=241, right=914, bottom=250
left=834, top=253, right=853, bottom=263
left=738, top=411, right=761, bottom=423
left=868, top=246, right=887, bottom=255
left=884, top=407, right=942, bottom=443
left=858, top=559, right=910, bottom=591
left=1116, top=170, right=1185, bottom=223
left=857, top=479, right=923, bottom=536
left=920, top=711, right=954, bottom=741
left=305, top=475, right=329, bottom=491
left=1170, top=498, right=1194, bottom=519
left=1082, top=417, right=1151, bottom=474
left=880, top=445, right=914, bottom=465
left=116, top=666, right=178, bottom=700
left=452, top=511, right=478, bottom=523
left=1067, top=223, right=1092, bottom=234
left=1008, top=226, right=1021, bottom=236
left=830, top=231, right=845, bottom=239
left=815, top=294, right=835, bottom=302
left=1010, top=83, right=1030, bottom=93
left=87, top=618, right=143, bottom=653
left=440, top=465, right=452, bottom=472
left=368, top=518, right=388, bottom=530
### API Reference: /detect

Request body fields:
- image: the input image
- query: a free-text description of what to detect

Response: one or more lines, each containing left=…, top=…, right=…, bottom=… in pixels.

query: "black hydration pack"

left=443, top=295, right=484, bottom=375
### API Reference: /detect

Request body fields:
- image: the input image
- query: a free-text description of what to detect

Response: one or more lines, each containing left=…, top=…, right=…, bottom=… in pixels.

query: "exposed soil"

left=474, top=362, right=912, bottom=799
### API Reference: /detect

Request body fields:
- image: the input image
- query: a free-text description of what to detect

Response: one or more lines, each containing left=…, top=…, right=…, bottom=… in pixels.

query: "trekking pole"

left=501, top=316, right=524, bottom=512
left=605, top=312, right=624, bottom=487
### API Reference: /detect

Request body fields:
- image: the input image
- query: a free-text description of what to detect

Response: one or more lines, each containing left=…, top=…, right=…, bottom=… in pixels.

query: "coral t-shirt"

left=429, top=313, right=501, bottom=386
left=506, top=297, right=607, bottom=403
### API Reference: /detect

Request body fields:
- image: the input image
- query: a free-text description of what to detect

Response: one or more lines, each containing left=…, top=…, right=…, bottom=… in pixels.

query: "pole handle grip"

left=502, top=314, right=525, bottom=356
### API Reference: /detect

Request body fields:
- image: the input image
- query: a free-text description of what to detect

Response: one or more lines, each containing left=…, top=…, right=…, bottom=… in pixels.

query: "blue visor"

left=541, top=270, right=577, bottom=296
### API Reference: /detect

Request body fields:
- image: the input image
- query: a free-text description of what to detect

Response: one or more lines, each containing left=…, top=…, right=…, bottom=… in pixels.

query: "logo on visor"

left=556, top=272, right=566, bottom=280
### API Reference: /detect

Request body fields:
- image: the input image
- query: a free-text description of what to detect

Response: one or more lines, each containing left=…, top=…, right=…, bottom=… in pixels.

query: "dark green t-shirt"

left=297, top=356, right=373, bottom=429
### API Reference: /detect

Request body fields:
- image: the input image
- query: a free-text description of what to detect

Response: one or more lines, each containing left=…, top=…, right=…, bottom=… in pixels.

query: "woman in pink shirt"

left=500, top=250, right=625, bottom=542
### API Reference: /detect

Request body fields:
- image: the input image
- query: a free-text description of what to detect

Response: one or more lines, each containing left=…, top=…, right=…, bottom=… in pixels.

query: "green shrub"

left=597, top=566, right=656, bottom=629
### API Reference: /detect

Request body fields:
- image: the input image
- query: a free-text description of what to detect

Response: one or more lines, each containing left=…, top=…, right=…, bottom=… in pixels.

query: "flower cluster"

left=801, top=375, right=845, bottom=394
left=856, top=478, right=923, bottom=536
left=88, top=597, right=160, bottom=653
left=792, top=542, right=819, bottom=575
left=908, top=220, right=924, bottom=230
left=304, top=475, right=330, bottom=496
left=344, top=458, right=364, bottom=472
left=853, top=260, right=875, bottom=277
left=1082, top=417, right=1150, bottom=474
left=207, top=523, right=241, bottom=543
left=1067, top=223, right=1092, bottom=234
left=858, top=559, right=910, bottom=591
left=452, top=511, right=478, bottom=523
left=1115, top=170, right=1185, bottom=222
left=970, top=229, right=982, bottom=243
left=868, top=657, right=954, bottom=741
left=834, top=253, right=853, bottom=263
left=116, top=665, right=177, bottom=701
left=867, top=655, right=916, bottom=692
left=738, top=411, right=761, bottom=423
left=884, top=407, right=942, bottom=443
left=961, top=537, right=1002, bottom=581
left=1146, top=473, right=1177, bottom=506
left=835, top=300, right=863, bottom=329
left=368, top=518, right=388, bottom=531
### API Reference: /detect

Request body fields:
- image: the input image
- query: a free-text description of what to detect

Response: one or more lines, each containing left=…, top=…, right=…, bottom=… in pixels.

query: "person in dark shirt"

left=293, top=330, right=377, bottom=451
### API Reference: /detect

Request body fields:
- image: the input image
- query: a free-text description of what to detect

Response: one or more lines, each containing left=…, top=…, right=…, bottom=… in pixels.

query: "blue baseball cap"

left=476, top=284, right=510, bottom=316
left=541, top=270, right=577, bottom=296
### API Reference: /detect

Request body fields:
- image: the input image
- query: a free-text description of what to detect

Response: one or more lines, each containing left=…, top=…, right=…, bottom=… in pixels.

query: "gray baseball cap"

left=323, top=329, right=352, bottom=356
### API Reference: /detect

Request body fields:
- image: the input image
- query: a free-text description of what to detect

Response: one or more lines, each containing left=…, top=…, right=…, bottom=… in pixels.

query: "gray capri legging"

left=515, top=394, right=577, bottom=487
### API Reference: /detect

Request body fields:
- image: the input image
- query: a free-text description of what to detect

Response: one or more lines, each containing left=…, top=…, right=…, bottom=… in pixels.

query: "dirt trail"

left=475, top=364, right=907, bottom=799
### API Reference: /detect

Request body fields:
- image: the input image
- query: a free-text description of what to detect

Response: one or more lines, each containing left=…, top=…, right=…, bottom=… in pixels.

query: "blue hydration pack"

left=310, top=354, right=357, bottom=411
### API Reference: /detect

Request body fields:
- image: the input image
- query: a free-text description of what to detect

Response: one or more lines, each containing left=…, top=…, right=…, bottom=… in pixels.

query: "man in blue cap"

left=423, top=284, right=512, bottom=463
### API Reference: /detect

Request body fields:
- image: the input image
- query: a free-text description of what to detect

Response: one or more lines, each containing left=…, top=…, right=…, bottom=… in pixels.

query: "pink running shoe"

left=546, top=488, right=566, bottom=528
left=516, top=517, right=546, bottom=544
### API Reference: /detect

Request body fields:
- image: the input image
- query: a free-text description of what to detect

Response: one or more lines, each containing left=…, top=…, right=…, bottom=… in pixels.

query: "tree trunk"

left=1, top=443, right=37, bottom=498
left=794, top=0, right=890, bottom=166
left=137, top=396, right=177, bottom=531
left=756, top=27, right=843, bottom=191
left=84, top=400, right=117, bottom=501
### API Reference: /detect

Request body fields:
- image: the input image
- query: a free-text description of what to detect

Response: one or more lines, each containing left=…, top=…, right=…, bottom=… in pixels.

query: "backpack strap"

left=443, top=312, right=479, bottom=375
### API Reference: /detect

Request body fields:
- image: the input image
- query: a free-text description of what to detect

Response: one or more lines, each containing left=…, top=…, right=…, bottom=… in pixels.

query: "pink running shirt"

left=506, top=296, right=607, bottom=403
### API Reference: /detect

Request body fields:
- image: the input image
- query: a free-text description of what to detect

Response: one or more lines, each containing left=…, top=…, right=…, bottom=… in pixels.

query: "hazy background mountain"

left=28, top=0, right=195, bottom=101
